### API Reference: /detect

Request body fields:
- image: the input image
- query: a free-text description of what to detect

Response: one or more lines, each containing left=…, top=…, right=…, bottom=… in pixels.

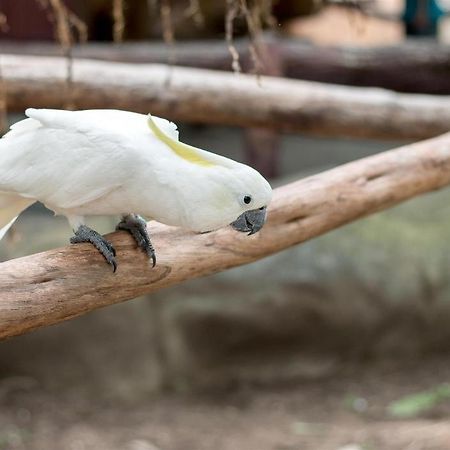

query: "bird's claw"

left=70, top=224, right=117, bottom=272
left=116, top=214, right=156, bottom=267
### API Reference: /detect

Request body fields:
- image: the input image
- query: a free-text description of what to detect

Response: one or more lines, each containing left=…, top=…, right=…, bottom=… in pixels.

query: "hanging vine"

left=36, top=0, right=87, bottom=109
left=184, top=0, right=204, bottom=27
left=113, top=0, right=126, bottom=43
left=225, top=0, right=276, bottom=74
left=153, top=0, right=275, bottom=73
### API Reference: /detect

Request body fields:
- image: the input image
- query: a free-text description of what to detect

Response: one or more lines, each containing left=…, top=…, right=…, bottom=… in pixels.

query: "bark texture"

left=1, top=133, right=450, bottom=339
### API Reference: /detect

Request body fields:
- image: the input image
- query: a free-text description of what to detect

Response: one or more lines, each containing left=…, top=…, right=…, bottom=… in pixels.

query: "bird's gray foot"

left=70, top=224, right=117, bottom=272
left=116, top=214, right=156, bottom=267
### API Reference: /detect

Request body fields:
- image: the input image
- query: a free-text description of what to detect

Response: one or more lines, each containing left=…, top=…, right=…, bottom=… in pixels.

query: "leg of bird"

left=116, top=214, right=156, bottom=267
left=69, top=219, right=117, bottom=272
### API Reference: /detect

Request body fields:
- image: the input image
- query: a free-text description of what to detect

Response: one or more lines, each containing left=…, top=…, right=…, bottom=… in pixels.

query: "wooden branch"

left=2, top=38, right=450, bottom=94
left=1, top=133, right=450, bottom=339
left=281, top=40, right=450, bottom=95
left=2, top=54, right=450, bottom=140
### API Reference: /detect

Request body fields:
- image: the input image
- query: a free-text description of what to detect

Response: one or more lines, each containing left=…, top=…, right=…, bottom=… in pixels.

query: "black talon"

left=70, top=224, right=117, bottom=271
left=116, top=214, right=156, bottom=267
left=106, top=241, right=116, bottom=257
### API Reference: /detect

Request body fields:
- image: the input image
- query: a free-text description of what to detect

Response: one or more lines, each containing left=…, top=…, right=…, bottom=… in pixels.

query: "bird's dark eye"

left=243, top=195, right=252, bottom=205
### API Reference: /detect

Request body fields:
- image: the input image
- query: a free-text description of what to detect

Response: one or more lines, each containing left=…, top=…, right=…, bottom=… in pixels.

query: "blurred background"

left=1, top=1, right=450, bottom=449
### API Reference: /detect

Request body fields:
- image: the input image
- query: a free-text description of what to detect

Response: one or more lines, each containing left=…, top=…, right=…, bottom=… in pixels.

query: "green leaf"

left=388, top=384, right=450, bottom=418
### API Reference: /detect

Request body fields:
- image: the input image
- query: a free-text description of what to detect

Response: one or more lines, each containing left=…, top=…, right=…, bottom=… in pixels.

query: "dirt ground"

left=1, top=357, right=450, bottom=450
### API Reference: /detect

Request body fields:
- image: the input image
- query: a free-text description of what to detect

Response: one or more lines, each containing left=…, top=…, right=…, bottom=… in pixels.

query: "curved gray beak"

left=230, top=207, right=267, bottom=236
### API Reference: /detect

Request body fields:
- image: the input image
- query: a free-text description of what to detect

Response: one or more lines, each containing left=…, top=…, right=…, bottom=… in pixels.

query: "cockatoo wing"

left=0, top=109, right=177, bottom=214
left=25, top=108, right=179, bottom=141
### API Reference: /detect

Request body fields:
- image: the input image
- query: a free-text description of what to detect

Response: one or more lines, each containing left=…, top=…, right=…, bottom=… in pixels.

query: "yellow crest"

left=148, top=115, right=215, bottom=167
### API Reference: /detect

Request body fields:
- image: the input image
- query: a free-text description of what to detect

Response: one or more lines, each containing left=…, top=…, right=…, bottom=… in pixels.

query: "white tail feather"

left=0, top=216, right=19, bottom=240
left=0, top=193, right=34, bottom=241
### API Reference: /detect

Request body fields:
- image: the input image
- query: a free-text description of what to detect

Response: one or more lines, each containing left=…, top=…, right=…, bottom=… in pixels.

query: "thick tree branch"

left=2, top=54, right=450, bottom=140
left=1, top=133, right=450, bottom=339
left=2, top=38, right=450, bottom=94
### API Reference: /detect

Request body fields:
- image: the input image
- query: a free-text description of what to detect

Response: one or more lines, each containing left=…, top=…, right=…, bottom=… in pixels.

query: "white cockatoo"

left=0, top=109, right=272, bottom=271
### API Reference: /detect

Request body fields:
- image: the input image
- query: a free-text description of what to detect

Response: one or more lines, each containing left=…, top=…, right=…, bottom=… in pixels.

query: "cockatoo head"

left=148, top=114, right=272, bottom=234
left=227, top=165, right=272, bottom=235
left=175, top=161, right=273, bottom=235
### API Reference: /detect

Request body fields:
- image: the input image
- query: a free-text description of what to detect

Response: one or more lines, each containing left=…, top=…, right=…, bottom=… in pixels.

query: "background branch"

left=1, top=132, right=450, bottom=339
left=2, top=54, right=450, bottom=140
left=2, top=38, right=450, bottom=94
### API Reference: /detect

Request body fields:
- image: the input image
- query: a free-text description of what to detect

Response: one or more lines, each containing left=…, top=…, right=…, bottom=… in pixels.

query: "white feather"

left=0, top=192, right=33, bottom=239
left=0, top=216, right=18, bottom=240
